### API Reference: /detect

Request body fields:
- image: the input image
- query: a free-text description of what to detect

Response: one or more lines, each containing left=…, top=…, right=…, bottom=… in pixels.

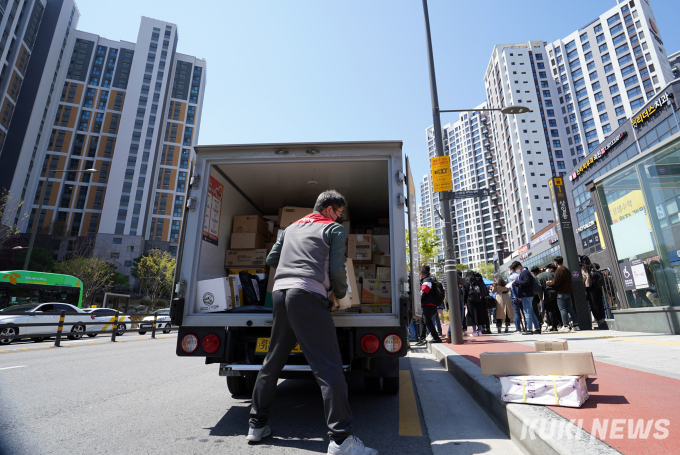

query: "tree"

left=111, top=272, right=129, bottom=293
left=475, top=262, right=495, bottom=280
left=134, top=249, right=175, bottom=311
left=54, top=256, right=116, bottom=303
left=0, top=241, right=55, bottom=271
left=455, top=264, right=468, bottom=272
left=417, top=227, right=441, bottom=268
left=0, top=189, right=25, bottom=251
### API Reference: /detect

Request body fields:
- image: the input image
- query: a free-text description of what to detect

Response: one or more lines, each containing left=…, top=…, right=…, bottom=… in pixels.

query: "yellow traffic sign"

left=430, top=156, right=453, bottom=192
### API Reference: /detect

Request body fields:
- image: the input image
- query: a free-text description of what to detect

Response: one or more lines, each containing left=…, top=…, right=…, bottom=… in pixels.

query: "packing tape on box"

left=522, top=376, right=559, bottom=405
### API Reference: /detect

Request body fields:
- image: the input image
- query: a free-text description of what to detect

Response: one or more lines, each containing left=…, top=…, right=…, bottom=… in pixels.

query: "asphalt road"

left=0, top=334, right=519, bottom=454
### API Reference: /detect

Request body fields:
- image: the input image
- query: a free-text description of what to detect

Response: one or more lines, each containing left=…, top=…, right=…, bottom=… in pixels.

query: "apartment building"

left=0, top=3, right=205, bottom=277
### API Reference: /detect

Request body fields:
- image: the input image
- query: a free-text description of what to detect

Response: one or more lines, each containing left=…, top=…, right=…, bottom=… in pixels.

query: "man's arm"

left=515, top=269, right=531, bottom=287
left=546, top=269, right=560, bottom=287
left=325, top=224, right=348, bottom=298
left=265, top=229, right=285, bottom=268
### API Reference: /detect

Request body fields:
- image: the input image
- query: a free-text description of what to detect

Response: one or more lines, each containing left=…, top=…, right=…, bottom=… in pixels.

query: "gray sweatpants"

left=249, top=288, right=353, bottom=442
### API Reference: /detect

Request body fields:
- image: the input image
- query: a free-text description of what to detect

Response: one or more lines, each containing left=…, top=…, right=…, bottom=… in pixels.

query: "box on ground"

left=372, top=254, right=390, bottom=266
left=329, top=258, right=360, bottom=311
left=225, top=249, right=267, bottom=268
left=231, top=233, right=266, bottom=249
left=361, top=279, right=391, bottom=304
left=479, top=351, right=596, bottom=376
left=233, top=215, right=270, bottom=237
left=535, top=340, right=569, bottom=351
left=279, top=207, right=312, bottom=228
left=500, top=375, right=589, bottom=408
left=354, top=264, right=376, bottom=280
left=195, top=277, right=241, bottom=313
left=376, top=266, right=391, bottom=281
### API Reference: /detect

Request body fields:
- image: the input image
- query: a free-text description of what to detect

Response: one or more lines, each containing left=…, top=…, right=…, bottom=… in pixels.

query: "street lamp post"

left=23, top=168, right=97, bottom=270
left=421, top=0, right=528, bottom=345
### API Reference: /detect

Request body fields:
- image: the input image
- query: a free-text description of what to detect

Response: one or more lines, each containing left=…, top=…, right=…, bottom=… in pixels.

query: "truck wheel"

left=364, top=376, right=381, bottom=393
left=382, top=376, right=399, bottom=395
left=227, top=376, right=250, bottom=396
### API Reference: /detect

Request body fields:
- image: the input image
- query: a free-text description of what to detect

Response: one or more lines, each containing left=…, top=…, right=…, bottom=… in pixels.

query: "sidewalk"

left=432, top=322, right=680, bottom=455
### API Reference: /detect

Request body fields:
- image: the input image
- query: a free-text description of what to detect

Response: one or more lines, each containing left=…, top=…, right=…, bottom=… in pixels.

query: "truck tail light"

left=180, top=334, right=199, bottom=353
left=201, top=333, right=220, bottom=354
left=383, top=334, right=402, bottom=353
left=360, top=334, right=380, bottom=354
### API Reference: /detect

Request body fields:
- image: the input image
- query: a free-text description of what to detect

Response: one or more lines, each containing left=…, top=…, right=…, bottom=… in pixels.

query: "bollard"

left=111, top=310, right=119, bottom=342
left=151, top=313, right=157, bottom=339
left=54, top=310, right=66, bottom=347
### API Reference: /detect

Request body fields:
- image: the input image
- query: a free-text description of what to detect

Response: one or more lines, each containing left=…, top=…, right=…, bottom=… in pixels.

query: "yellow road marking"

left=568, top=332, right=680, bottom=347
left=399, top=370, right=423, bottom=437
left=0, top=334, right=177, bottom=354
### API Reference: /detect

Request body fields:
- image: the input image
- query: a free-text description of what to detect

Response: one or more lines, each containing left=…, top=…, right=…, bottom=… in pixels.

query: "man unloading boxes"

left=247, top=190, right=378, bottom=455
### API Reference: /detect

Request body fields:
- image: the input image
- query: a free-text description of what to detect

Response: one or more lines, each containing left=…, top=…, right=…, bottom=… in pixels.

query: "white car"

left=82, top=308, right=131, bottom=337
left=138, top=309, right=172, bottom=335
left=0, top=303, right=92, bottom=344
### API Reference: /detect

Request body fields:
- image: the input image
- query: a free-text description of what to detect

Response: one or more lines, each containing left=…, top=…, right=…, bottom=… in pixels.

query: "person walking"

left=537, top=264, right=561, bottom=332
left=509, top=261, right=541, bottom=335
left=508, top=266, right=523, bottom=333
left=463, top=271, right=489, bottom=336
left=248, top=190, right=378, bottom=455
left=547, top=255, right=580, bottom=333
left=415, top=265, right=443, bottom=346
left=490, top=273, right=513, bottom=333
left=581, top=255, right=606, bottom=328
left=530, top=266, right=544, bottom=326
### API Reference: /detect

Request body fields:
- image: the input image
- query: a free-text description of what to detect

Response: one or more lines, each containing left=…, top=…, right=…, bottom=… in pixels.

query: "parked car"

left=0, top=303, right=91, bottom=344
left=138, top=309, right=172, bottom=335
left=82, top=308, right=131, bottom=337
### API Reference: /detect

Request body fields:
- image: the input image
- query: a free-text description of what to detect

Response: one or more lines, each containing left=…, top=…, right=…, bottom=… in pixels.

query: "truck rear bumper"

left=220, top=364, right=352, bottom=376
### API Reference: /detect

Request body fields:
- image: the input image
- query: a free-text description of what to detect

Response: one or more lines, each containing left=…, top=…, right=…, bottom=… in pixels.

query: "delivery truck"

left=170, top=141, right=422, bottom=395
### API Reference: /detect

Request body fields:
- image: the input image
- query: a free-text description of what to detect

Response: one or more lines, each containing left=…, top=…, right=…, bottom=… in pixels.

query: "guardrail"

left=0, top=310, right=177, bottom=347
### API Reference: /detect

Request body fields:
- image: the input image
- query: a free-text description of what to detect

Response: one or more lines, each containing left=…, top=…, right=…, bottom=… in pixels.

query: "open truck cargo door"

left=405, top=156, right=422, bottom=317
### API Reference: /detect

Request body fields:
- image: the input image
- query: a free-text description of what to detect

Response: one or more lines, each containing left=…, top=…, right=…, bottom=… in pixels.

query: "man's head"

left=530, top=266, right=540, bottom=275
left=554, top=256, right=564, bottom=266
left=314, top=190, right=347, bottom=223
left=510, top=260, right=522, bottom=272
left=419, top=265, right=430, bottom=279
left=546, top=264, right=557, bottom=272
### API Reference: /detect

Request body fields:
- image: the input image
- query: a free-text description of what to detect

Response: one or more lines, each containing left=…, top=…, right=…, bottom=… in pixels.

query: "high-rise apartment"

left=0, top=2, right=205, bottom=278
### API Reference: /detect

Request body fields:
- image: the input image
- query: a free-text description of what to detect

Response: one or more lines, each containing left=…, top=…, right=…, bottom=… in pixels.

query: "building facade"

left=0, top=5, right=205, bottom=279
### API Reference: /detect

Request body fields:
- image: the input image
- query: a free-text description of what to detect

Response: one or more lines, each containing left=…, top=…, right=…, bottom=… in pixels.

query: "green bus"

left=0, top=271, right=83, bottom=309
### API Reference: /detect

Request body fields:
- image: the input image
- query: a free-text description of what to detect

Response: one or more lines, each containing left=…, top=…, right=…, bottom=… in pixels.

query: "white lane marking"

left=0, top=365, right=27, bottom=371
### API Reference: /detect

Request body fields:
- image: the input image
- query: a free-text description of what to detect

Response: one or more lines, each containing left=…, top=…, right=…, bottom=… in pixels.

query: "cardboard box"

left=226, top=268, right=267, bottom=275
left=500, top=375, right=589, bottom=408
left=225, top=249, right=267, bottom=268
left=354, top=264, right=376, bottom=280
left=361, top=279, right=392, bottom=304
left=373, top=235, right=390, bottom=255
left=228, top=273, right=267, bottom=305
left=372, top=254, right=390, bottom=266
left=279, top=207, right=312, bottom=228
left=231, top=233, right=266, bottom=249
left=360, top=305, right=392, bottom=314
left=329, top=258, right=360, bottom=311
left=232, top=215, right=269, bottom=235
left=479, top=351, right=597, bottom=376
left=347, top=234, right=373, bottom=261
left=195, top=277, right=241, bottom=313
left=535, top=340, right=569, bottom=351
left=376, top=266, right=391, bottom=281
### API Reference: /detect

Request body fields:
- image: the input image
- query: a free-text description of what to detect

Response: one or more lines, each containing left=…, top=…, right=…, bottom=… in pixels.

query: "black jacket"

left=420, top=275, right=438, bottom=307
left=514, top=268, right=535, bottom=298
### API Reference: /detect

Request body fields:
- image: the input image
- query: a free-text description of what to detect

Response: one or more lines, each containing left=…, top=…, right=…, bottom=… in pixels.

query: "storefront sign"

left=631, top=92, right=674, bottom=129
left=576, top=220, right=596, bottom=233
left=518, top=244, right=529, bottom=254
left=530, top=227, right=557, bottom=249
left=569, top=132, right=627, bottom=182
left=608, top=189, right=650, bottom=229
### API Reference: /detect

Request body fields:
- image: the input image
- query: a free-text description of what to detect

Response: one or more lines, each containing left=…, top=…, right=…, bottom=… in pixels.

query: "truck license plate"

left=255, top=338, right=303, bottom=354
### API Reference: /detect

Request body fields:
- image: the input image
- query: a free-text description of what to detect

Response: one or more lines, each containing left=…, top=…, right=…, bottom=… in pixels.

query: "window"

left=113, top=238, right=122, bottom=244
left=596, top=33, right=605, bottom=43
left=124, top=261, right=132, bottom=267
left=612, top=34, right=626, bottom=45
left=602, top=53, right=611, bottom=63
left=600, top=112, right=609, bottom=122
left=599, top=43, right=608, bottom=53
left=594, top=24, right=602, bottom=34
left=111, top=253, right=120, bottom=259
left=604, top=63, right=613, bottom=73
left=602, top=123, right=611, bottom=134
left=627, top=86, right=642, bottom=98
left=584, top=51, right=592, bottom=61
left=610, top=83, right=619, bottom=94
left=581, top=108, right=592, bottom=119
left=126, top=246, right=134, bottom=252
left=630, top=97, right=645, bottom=110
left=589, top=71, right=598, bottom=81
left=552, top=140, right=561, bottom=148
left=612, top=95, right=622, bottom=105
left=597, top=102, right=606, bottom=112
left=615, top=43, right=629, bottom=56
left=557, top=161, right=566, bottom=169
left=615, top=106, right=625, bottom=116
left=607, top=13, right=620, bottom=26
left=621, top=64, right=635, bottom=76
left=543, top=90, right=550, bottom=97
left=624, top=75, right=639, bottom=88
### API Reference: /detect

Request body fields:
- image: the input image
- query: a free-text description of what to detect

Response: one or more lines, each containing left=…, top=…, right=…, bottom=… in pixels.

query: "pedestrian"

left=580, top=255, right=606, bottom=327
left=509, top=261, right=541, bottom=335
left=490, top=273, right=513, bottom=333
left=537, top=264, right=561, bottom=332
left=463, top=271, right=489, bottom=336
left=507, top=266, right=523, bottom=333
left=415, top=265, right=443, bottom=346
left=248, top=190, right=378, bottom=455
left=530, top=266, right=544, bottom=326
left=546, top=255, right=580, bottom=333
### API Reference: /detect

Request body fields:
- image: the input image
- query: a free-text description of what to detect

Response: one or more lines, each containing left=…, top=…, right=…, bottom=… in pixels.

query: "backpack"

left=590, top=270, right=605, bottom=288
left=468, top=281, right=483, bottom=304
left=429, top=278, right=446, bottom=306
left=543, top=285, right=558, bottom=303
left=532, top=275, right=541, bottom=295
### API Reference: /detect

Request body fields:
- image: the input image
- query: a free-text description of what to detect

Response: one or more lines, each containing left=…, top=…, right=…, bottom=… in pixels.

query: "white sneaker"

left=559, top=326, right=571, bottom=333
left=573, top=325, right=580, bottom=331
left=246, top=425, right=271, bottom=442
left=328, top=436, right=378, bottom=455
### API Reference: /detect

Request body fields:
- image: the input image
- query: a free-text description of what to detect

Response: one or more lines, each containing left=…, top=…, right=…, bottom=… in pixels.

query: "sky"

left=73, top=0, right=680, bottom=205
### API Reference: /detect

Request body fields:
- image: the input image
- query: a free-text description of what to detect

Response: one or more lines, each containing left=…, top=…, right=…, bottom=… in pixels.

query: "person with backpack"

left=463, top=271, right=489, bottom=336
left=581, top=255, right=607, bottom=328
left=490, top=273, right=513, bottom=334
left=415, top=265, right=443, bottom=346
left=537, top=264, right=561, bottom=332
left=530, top=266, right=544, bottom=327
left=509, top=261, right=541, bottom=335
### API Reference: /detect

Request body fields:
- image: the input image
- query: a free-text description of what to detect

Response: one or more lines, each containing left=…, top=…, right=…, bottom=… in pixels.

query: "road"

left=0, top=335, right=521, bottom=454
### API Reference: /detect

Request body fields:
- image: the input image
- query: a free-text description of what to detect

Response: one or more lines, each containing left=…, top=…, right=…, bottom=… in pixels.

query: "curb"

left=425, top=342, right=622, bottom=455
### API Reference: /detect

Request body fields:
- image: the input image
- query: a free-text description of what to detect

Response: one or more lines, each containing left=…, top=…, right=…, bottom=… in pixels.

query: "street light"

left=421, top=0, right=527, bottom=345
left=22, top=168, right=98, bottom=270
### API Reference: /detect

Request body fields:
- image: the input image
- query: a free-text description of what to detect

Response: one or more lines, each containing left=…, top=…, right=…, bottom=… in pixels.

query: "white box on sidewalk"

left=195, top=277, right=241, bottom=313
left=500, top=375, right=589, bottom=408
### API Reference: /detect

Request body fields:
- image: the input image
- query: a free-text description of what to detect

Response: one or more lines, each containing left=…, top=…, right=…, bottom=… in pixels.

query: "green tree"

left=455, top=264, right=468, bottom=272
left=54, top=256, right=116, bottom=302
left=475, top=262, right=495, bottom=280
left=134, top=249, right=175, bottom=311
left=417, top=227, right=440, bottom=268
left=111, top=272, right=129, bottom=293
left=1, top=245, right=55, bottom=272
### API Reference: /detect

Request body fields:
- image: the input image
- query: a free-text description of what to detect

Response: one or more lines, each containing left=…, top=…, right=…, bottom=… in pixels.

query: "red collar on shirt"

left=292, top=212, right=335, bottom=226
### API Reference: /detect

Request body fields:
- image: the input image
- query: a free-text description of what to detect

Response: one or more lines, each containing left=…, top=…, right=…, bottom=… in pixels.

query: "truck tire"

left=364, top=376, right=381, bottom=393
left=382, top=376, right=399, bottom=395
left=227, top=376, right=250, bottom=396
